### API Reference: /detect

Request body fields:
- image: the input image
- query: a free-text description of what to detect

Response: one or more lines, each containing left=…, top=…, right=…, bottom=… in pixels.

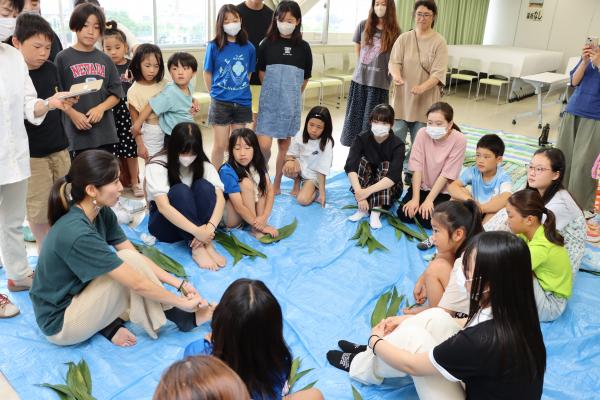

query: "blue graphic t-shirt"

left=204, top=40, right=256, bottom=107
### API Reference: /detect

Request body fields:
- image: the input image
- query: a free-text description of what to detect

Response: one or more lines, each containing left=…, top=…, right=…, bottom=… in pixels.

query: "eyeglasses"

left=527, top=165, right=551, bottom=174
left=416, top=12, right=433, bottom=18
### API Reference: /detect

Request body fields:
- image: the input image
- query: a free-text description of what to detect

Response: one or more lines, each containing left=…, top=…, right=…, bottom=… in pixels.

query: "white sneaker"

left=112, top=204, right=133, bottom=224
left=370, top=211, right=382, bottom=229
left=0, top=294, right=19, bottom=318
left=348, top=210, right=368, bottom=222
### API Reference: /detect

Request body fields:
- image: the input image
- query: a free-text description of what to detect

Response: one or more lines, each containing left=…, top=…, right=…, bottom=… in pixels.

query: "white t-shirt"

left=145, top=154, right=224, bottom=202
left=545, top=189, right=582, bottom=231
left=287, top=133, right=333, bottom=181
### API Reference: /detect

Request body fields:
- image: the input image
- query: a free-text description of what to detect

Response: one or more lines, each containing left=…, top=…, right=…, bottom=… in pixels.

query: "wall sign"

left=527, top=0, right=544, bottom=21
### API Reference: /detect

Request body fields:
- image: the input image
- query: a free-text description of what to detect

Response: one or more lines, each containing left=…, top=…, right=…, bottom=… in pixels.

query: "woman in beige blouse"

left=388, top=0, right=448, bottom=184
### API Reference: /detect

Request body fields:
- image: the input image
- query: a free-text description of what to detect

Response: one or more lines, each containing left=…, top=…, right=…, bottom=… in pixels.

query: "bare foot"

left=195, top=302, right=217, bottom=326
left=206, top=242, right=226, bottom=268
left=192, top=246, right=219, bottom=271
left=111, top=327, right=137, bottom=347
left=251, top=228, right=264, bottom=239
left=402, top=304, right=430, bottom=315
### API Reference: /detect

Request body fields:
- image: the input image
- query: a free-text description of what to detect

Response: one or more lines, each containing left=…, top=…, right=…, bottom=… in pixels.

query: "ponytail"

left=47, top=150, right=120, bottom=226
left=508, top=189, right=564, bottom=246
left=432, top=199, right=484, bottom=257
left=541, top=207, right=564, bottom=246
left=48, top=176, right=71, bottom=226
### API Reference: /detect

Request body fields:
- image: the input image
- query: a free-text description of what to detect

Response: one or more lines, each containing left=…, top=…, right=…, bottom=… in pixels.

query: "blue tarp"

left=1, top=173, right=599, bottom=399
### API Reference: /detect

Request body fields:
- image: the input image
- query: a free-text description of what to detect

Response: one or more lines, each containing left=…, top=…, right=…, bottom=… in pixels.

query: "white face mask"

left=179, top=155, right=197, bottom=167
left=426, top=125, right=448, bottom=140
left=374, top=5, right=387, bottom=18
left=223, top=22, right=242, bottom=37
left=0, top=17, right=16, bottom=42
left=371, top=123, right=390, bottom=137
left=455, top=266, right=468, bottom=294
left=277, top=21, right=296, bottom=36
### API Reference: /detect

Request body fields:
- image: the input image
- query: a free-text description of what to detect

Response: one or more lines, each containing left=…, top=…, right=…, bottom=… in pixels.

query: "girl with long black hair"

left=30, top=150, right=212, bottom=347
left=328, top=231, right=546, bottom=400
left=184, top=279, right=323, bottom=400
left=145, top=122, right=226, bottom=271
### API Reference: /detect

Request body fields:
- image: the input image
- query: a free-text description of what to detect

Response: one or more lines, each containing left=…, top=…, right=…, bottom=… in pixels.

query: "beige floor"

left=6, top=84, right=564, bottom=399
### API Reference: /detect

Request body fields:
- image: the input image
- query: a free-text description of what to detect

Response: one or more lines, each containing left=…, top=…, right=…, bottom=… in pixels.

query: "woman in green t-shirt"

left=30, top=150, right=213, bottom=347
left=506, top=189, right=572, bottom=322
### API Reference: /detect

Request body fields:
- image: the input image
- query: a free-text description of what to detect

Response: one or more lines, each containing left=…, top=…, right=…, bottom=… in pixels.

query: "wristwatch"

left=43, top=98, right=55, bottom=111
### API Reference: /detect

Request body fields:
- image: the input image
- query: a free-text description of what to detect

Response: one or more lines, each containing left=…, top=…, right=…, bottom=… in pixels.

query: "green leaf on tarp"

left=371, top=291, right=392, bottom=327
left=288, top=357, right=318, bottom=393
left=414, top=218, right=428, bottom=237
left=386, top=289, right=404, bottom=318
left=351, top=385, right=364, bottom=400
left=78, top=360, right=92, bottom=393
left=358, top=221, right=370, bottom=247
left=298, top=381, right=317, bottom=391
left=38, top=358, right=97, bottom=400
left=342, top=204, right=358, bottom=210
left=387, top=217, right=427, bottom=241
left=367, top=235, right=387, bottom=254
left=37, top=384, right=76, bottom=400
left=231, top=233, right=266, bottom=258
left=259, top=218, right=298, bottom=243
left=214, top=231, right=243, bottom=265
left=394, top=227, right=402, bottom=240
left=132, top=242, right=187, bottom=277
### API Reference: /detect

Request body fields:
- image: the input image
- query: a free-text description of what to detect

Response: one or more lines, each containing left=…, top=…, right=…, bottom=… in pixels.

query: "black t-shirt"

left=256, top=38, right=312, bottom=80
left=237, top=2, right=273, bottom=85
left=432, top=320, right=544, bottom=400
left=50, top=31, right=63, bottom=62
left=344, top=130, right=405, bottom=184
left=116, top=60, right=133, bottom=97
left=25, top=61, right=69, bottom=157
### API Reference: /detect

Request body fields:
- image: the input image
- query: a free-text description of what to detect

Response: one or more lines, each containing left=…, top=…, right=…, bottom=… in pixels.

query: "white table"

left=511, top=72, right=570, bottom=129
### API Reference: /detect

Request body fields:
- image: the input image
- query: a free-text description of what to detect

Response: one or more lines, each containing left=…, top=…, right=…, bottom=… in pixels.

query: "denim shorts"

left=208, top=99, right=253, bottom=125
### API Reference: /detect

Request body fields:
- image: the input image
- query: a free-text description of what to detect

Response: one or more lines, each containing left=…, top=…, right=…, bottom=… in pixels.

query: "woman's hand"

left=178, top=280, right=198, bottom=297
left=177, top=292, right=207, bottom=313
left=69, top=109, right=93, bottom=130
left=402, top=198, right=420, bottom=218
left=371, top=320, right=386, bottom=340
left=194, top=224, right=215, bottom=244
left=411, top=84, right=426, bottom=95
left=48, top=93, right=79, bottom=111
left=418, top=199, right=434, bottom=220
left=357, top=199, right=369, bottom=212
left=382, top=315, right=411, bottom=335
left=590, top=47, right=600, bottom=68
left=86, top=105, right=105, bottom=124
left=391, top=72, right=404, bottom=86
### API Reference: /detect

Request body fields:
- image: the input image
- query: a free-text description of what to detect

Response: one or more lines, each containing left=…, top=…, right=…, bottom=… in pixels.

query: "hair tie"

left=64, top=174, right=72, bottom=183
left=542, top=207, right=548, bottom=215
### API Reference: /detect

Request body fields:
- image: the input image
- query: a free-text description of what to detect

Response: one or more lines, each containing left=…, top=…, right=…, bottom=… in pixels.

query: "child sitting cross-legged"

left=448, top=134, right=512, bottom=225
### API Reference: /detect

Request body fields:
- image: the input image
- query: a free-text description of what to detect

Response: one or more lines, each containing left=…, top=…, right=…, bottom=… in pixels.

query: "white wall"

left=484, top=0, right=600, bottom=70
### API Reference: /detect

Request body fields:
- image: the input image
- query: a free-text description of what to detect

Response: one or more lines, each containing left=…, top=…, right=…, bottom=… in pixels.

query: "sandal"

left=132, top=183, right=144, bottom=197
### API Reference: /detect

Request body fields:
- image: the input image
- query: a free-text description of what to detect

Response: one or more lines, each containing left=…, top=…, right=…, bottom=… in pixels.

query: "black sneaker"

left=327, top=350, right=356, bottom=372
left=417, top=236, right=434, bottom=251
left=338, top=340, right=367, bottom=353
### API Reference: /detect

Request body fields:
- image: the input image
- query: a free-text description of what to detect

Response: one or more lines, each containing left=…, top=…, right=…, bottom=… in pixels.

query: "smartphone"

left=57, top=79, right=103, bottom=99
left=586, top=36, right=599, bottom=48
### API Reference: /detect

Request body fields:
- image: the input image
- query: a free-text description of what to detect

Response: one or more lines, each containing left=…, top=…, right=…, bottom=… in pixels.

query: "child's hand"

left=194, top=224, right=215, bottom=244
left=253, top=215, right=268, bottom=231
left=418, top=199, right=434, bottom=220
left=86, top=105, right=105, bottom=124
left=317, top=191, right=326, bottom=208
left=402, top=199, right=420, bottom=218
left=189, top=99, right=200, bottom=115
left=413, top=280, right=427, bottom=304
left=262, top=225, right=279, bottom=238
left=137, top=142, right=149, bottom=161
left=354, top=187, right=371, bottom=202
left=358, top=199, right=369, bottom=212
left=69, top=110, right=93, bottom=130
left=283, top=159, right=300, bottom=177
left=131, top=122, right=142, bottom=137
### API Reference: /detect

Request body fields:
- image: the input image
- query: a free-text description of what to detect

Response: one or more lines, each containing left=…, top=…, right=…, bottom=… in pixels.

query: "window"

left=155, top=0, right=208, bottom=46
left=302, top=0, right=326, bottom=43
left=327, top=0, right=371, bottom=44
left=101, top=0, right=154, bottom=44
